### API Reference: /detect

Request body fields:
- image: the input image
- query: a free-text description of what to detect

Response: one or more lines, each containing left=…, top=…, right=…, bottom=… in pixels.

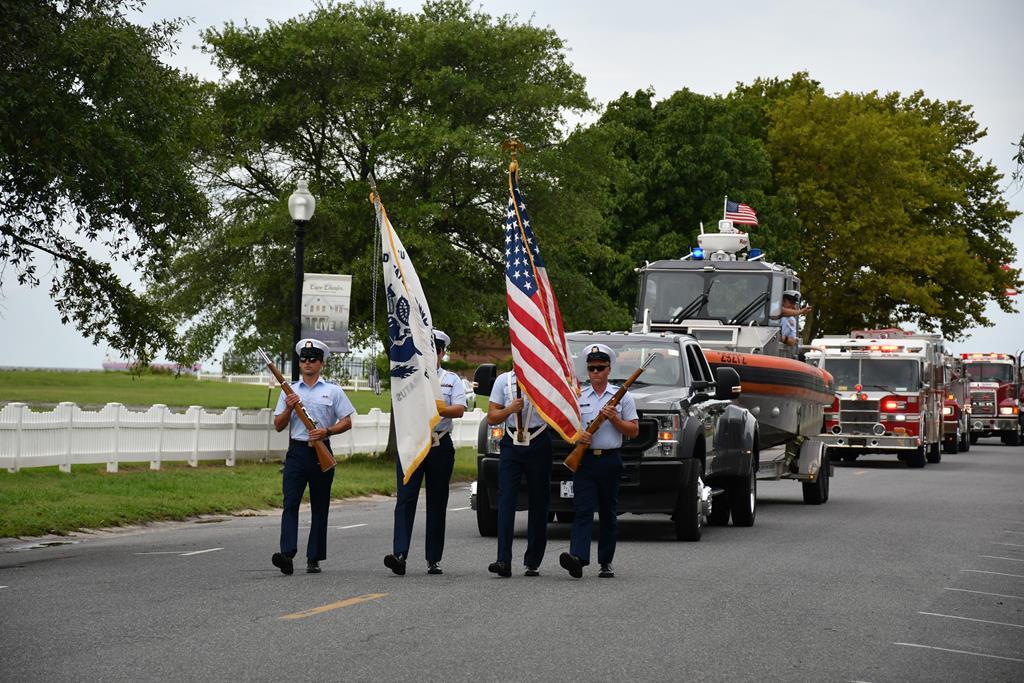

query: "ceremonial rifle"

left=258, top=348, right=336, bottom=472
left=563, top=355, right=654, bottom=473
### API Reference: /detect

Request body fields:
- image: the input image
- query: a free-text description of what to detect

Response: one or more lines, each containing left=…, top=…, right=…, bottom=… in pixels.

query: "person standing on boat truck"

left=780, top=290, right=811, bottom=347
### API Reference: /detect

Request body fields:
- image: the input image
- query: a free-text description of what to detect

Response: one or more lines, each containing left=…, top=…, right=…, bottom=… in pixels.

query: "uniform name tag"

left=560, top=480, right=574, bottom=498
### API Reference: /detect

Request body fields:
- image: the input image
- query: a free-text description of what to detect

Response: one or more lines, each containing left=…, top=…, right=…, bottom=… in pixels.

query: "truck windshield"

left=639, top=270, right=771, bottom=325
left=568, top=340, right=683, bottom=387
left=823, top=358, right=921, bottom=392
left=964, top=362, right=1014, bottom=383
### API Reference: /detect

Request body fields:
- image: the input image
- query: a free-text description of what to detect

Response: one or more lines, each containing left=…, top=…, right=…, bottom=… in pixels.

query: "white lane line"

left=981, top=555, right=1024, bottom=563
left=338, top=524, right=367, bottom=530
left=894, top=642, right=1024, bottom=663
left=0, top=585, right=8, bottom=589
left=918, top=612, right=1024, bottom=629
left=963, top=569, right=1024, bottom=578
left=993, top=542, right=1024, bottom=548
left=134, top=551, right=183, bottom=555
left=945, top=587, right=1024, bottom=600
left=1001, top=530, right=1024, bottom=535
left=179, top=547, right=223, bottom=556
left=449, top=506, right=470, bottom=511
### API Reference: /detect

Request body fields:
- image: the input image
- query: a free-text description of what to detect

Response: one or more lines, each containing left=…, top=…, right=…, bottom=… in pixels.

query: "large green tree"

left=764, top=87, right=1021, bottom=340
left=155, top=0, right=625, bottom=363
left=0, top=0, right=209, bottom=362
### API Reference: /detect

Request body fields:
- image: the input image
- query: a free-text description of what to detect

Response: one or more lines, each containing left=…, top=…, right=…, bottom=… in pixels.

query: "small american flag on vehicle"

left=725, top=199, right=758, bottom=226
left=503, top=171, right=582, bottom=442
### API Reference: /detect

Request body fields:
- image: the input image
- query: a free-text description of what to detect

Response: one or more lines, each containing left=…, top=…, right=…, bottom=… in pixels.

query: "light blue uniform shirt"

left=436, top=369, right=468, bottom=434
left=579, top=383, right=638, bottom=450
left=489, top=371, right=548, bottom=431
left=274, top=377, right=356, bottom=441
left=781, top=316, right=797, bottom=340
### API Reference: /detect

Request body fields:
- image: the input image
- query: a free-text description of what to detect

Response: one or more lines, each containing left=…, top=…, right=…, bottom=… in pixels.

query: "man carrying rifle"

left=560, top=344, right=638, bottom=579
left=272, top=339, right=355, bottom=575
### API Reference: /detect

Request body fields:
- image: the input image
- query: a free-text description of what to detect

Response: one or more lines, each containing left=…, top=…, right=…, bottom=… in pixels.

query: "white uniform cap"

left=295, top=338, right=330, bottom=360
left=782, top=289, right=801, bottom=300
left=433, top=330, right=451, bottom=347
left=585, top=343, right=616, bottom=365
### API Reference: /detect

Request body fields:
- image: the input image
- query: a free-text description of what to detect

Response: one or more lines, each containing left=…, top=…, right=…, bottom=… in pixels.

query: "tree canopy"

left=0, top=0, right=209, bottom=362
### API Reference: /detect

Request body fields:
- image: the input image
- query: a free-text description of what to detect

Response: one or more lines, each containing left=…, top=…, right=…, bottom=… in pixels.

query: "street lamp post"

left=288, top=180, right=316, bottom=381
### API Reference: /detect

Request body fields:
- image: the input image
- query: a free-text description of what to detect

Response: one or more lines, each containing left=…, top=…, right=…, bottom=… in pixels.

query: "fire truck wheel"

left=969, top=432, right=979, bottom=445
left=1005, top=430, right=1021, bottom=447
left=959, top=431, right=970, bottom=452
left=728, top=463, right=757, bottom=526
left=906, top=446, right=926, bottom=468
left=927, top=441, right=942, bottom=464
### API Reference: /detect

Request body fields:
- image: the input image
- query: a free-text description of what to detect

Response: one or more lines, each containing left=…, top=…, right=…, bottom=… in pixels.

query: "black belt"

left=290, top=438, right=330, bottom=448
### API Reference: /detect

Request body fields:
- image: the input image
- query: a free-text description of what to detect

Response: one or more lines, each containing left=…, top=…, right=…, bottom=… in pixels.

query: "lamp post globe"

left=289, top=180, right=316, bottom=381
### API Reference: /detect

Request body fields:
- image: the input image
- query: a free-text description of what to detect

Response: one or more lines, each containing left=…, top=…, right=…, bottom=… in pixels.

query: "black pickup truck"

left=470, top=331, right=760, bottom=541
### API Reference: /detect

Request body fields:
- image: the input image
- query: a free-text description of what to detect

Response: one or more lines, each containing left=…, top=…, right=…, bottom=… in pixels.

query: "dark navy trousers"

left=569, top=450, right=623, bottom=566
left=496, top=431, right=553, bottom=568
left=280, top=440, right=335, bottom=562
left=392, top=434, right=455, bottom=564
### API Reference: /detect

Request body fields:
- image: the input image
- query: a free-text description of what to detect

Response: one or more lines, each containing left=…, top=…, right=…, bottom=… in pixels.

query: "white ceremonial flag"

left=375, top=195, right=443, bottom=483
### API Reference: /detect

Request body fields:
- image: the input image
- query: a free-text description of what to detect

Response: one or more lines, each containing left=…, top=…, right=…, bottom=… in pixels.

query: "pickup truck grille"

left=839, top=399, right=880, bottom=435
left=971, top=391, right=997, bottom=416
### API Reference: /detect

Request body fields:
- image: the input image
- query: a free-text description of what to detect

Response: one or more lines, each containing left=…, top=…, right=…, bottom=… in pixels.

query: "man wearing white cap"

left=271, top=338, right=355, bottom=575
left=384, top=330, right=467, bottom=576
left=560, top=343, right=638, bottom=579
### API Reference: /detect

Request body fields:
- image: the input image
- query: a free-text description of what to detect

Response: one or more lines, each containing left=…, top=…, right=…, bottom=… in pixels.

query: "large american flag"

left=725, top=199, right=759, bottom=226
left=504, top=171, right=582, bottom=442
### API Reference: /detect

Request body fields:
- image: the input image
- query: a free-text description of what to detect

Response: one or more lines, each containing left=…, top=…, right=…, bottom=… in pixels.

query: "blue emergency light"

left=748, top=248, right=762, bottom=259
left=692, top=247, right=704, bottom=260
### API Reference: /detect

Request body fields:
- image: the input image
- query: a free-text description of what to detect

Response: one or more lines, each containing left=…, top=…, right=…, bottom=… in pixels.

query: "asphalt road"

left=2, top=442, right=1022, bottom=682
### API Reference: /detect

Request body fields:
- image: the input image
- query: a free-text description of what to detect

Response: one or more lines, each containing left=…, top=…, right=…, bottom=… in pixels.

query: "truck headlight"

left=645, top=413, right=680, bottom=457
left=942, top=406, right=953, bottom=416
left=999, top=406, right=1019, bottom=416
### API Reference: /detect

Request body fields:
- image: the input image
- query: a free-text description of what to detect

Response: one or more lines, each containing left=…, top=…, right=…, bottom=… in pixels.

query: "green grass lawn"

left=0, top=448, right=479, bottom=538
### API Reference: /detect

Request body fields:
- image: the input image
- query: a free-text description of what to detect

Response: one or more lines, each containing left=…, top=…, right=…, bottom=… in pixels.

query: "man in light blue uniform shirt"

left=385, top=330, right=467, bottom=576
left=486, top=367, right=552, bottom=577
left=271, top=339, right=355, bottom=575
left=560, top=343, right=638, bottom=579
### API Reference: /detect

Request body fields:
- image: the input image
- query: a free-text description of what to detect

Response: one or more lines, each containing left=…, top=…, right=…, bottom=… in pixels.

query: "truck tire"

left=1006, top=430, right=1021, bottom=447
left=959, top=430, right=970, bottom=452
left=970, top=432, right=979, bottom=445
left=673, top=458, right=703, bottom=542
left=927, top=441, right=941, bottom=464
left=555, top=511, right=575, bottom=523
left=943, top=431, right=958, bottom=454
left=475, top=480, right=498, bottom=537
left=707, top=494, right=730, bottom=526
left=728, top=461, right=757, bottom=527
left=802, top=449, right=829, bottom=505
left=906, top=446, right=926, bottom=468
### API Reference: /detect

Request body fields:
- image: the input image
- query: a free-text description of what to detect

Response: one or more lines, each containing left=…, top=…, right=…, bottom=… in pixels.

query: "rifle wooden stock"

left=563, top=362, right=650, bottom=473
left=263, top=356, right=336, bottom=473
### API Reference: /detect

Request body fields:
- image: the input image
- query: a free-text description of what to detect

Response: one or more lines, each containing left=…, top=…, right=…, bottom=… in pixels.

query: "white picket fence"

left=0, top=402, right=485, bottom=473
left=196, top=373, right=376, bottom=391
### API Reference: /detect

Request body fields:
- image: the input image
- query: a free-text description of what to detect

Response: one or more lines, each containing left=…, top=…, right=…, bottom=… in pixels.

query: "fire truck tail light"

left=881, top=397, right=908, bottom=412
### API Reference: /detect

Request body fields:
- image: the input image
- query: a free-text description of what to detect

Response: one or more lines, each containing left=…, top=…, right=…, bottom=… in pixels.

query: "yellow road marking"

left=281, top=593, right=388, bottom=620
left=855, top=470, right=866, bottom=475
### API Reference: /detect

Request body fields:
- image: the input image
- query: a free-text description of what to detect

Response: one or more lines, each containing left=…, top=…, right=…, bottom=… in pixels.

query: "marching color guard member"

left=271, top=339, right=355, bottom=575
left=486, top=366, right=553, bottom=577
left=385, top=330, right=467, bottom=575
left=560, top=344, right=638, bottom=579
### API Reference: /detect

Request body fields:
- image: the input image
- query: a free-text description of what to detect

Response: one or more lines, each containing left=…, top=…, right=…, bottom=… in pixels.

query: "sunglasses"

left=299, top=356, right=322, bottom=363
left=587, top=365, right=609, bottom=372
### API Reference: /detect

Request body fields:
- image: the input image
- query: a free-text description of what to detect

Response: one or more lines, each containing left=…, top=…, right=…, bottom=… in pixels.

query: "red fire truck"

left=942, top=354, right=971, bottom=454
left=807, top=332, right=946, bottom=468
left=961, top=352, right=1024, bottom=446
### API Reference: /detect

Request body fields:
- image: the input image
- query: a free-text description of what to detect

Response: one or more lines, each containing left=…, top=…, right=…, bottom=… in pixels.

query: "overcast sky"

left=2, top=0, right=1021, bottom=369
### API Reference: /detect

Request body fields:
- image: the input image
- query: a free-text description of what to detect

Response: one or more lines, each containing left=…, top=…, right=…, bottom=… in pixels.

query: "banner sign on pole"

left=301, top=273, right=352, bottom=353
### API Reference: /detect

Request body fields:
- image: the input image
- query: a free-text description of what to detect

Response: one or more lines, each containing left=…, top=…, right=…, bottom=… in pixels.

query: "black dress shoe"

left=488, top=561, right=512, bottom=578
left=272, top=552, right=294, bottom=576
left=524, top=566, right=540, bottom=577
left=306, top=561, right=321, bottom=574
left=559, top=552, right=583, bottom=579
left=384, top=553, right=406, bottom=576
left=598, top=564, right=615, bottom=578
left=427, top=562, right=443, bottom=575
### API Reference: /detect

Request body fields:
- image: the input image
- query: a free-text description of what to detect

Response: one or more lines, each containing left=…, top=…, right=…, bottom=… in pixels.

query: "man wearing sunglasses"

left=560, top=343, right=638, bottom=579
left=271, top=338, right=355, bottom=576
left=485, top=364, right=553, bottom=578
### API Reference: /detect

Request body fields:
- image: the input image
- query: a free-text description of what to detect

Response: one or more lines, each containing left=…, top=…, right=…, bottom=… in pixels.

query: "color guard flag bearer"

left=503, top=152, right=582, bottom=442
left=373, top=192, right=445, bottom=484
